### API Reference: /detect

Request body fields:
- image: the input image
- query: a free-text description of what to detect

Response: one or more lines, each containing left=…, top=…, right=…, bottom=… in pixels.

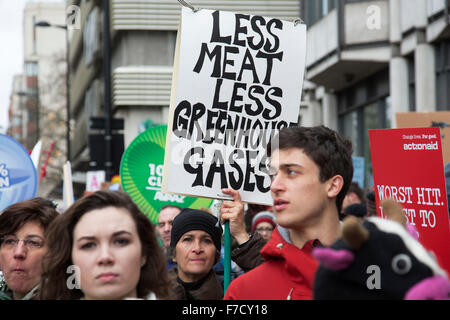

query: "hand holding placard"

left=220, top=188, right=249, bottom=245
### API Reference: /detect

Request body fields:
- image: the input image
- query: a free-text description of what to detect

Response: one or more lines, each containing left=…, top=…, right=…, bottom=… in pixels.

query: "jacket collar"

left=277, top=225, right=293, bottom=244
left=169, top=267, right=223, bottom=300
left=0, top=283, right=40, bottom=300
left=263, top=226, right=321, bottom=255
left=260, top=226, right=319, bottom=287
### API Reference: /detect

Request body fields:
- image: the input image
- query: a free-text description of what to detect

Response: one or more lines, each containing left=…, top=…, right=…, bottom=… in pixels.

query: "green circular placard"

left=120, top=125, right=213, bottom=224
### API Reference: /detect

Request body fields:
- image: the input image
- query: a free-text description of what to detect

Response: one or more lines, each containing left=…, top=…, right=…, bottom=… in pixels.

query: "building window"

left=13, top=116, right=21, bottom=126
left=436, top=41, right=450, bottom=110
left=338, top=69, right=390, bottom=188
left=25, top=61, right=38, bottom=77
left=407, top=54, right=416, bottom=112
left=341, top=111, right=359, bottom=154
left=303, top=0, right=337, bottom=26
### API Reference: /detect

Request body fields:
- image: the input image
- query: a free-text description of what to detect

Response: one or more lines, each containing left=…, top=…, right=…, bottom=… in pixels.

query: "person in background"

left=0, top=198, right=58, bottom=300
left=169, top=208, right=223, bottom=300
left=339, top=182, right=365, bottom=220
left=245, top=204, right=271, bottom=233
left=342, top=203, right=367, bottom=220
left=157, top=205, right=182, bottom=249
left=251, top=211, right=276, bottom=242
left=156, top=205, right=182, bottom=269
left=223, top=125, right=354, bottom=300
left=220, top=190, right=267, bottom=273
left=39, top=191, right=171, bottom=300
left=365, top=189, right=377, bottom=217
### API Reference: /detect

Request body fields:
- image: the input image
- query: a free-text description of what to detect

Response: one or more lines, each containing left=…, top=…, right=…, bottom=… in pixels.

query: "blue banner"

left=0, top=135, right=38, bottom=212
left=352, top=156, right=365, bottom=188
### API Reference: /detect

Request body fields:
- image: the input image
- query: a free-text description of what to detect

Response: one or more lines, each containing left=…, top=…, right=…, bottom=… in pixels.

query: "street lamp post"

left=34, top=21, right=71, bottom=162
left=103, top=0, right=113, bottom=181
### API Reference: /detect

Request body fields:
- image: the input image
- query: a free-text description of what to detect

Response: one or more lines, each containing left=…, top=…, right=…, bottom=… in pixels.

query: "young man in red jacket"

left=221, top=125, right=354, bottom=300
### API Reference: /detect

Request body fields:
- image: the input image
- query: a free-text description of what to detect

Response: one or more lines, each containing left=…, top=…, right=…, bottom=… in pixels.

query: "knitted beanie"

left=343, top=203, right=367, bottom=218
left=170, top=208, right=223, bottom=250
left=251, top=211, right=276, bottom=232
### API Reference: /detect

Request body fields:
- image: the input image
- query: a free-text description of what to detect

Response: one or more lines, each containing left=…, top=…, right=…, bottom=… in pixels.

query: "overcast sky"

left=0, top=0, right=63, bottom=134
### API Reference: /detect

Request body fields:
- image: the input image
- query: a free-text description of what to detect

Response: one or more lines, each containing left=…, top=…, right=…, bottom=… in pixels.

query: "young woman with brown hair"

left=40, top=190, right=171, bottom=300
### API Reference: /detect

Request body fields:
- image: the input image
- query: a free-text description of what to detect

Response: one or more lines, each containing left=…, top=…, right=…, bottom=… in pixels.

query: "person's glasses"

left=0, top=236, right=45, bottom=250
left=255, top=227, right=274, bottom=233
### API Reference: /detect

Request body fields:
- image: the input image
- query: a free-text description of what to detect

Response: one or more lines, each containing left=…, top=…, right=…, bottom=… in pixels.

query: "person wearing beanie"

left=342, top=203, right=367, bottom=220
left=168, top=208, right=224, bottom=300
left=251, top=211, right=276, bottom=242
left=365, top=190, right=377, bottom=216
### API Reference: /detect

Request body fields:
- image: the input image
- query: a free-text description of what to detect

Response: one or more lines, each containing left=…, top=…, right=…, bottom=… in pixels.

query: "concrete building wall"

left=302, top=0, right=449, bottom=130
left=24, top=3, right=66, bottom=59
left=344, top=1, right=389, bottom=45
left=306, top=10, right=338, bottom=68
left=300, top=0, right=450, bottom=187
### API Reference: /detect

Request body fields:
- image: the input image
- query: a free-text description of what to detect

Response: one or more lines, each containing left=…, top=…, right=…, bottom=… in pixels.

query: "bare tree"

left=37, top=51, right=68, bottom=197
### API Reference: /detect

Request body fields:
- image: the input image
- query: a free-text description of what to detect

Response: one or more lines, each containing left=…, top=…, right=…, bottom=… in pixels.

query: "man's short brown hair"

left=268, top=126, right=354, bottom=214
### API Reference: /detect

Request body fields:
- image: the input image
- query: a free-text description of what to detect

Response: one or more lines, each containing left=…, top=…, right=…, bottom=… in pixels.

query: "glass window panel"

left=385, top=96, right=392, bottom=128
left=307, top=0, right=317, bottom=26
left=341, top=111, right=359, bottom=155
left=321, top=0, right=328, bottom=16
left=329, top=0, right=336, bottom=11
left=363, top=103, right=378, bottom=188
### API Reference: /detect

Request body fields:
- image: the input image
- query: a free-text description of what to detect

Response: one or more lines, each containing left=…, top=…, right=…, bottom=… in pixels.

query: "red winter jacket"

left=224, top=226, right=319, bottom=300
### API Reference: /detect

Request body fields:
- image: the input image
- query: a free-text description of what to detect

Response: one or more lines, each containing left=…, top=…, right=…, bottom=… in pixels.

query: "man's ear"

left=327, top=175, right=344, bottom=198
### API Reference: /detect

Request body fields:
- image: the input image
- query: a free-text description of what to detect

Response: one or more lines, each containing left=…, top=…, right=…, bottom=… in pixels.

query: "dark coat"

left=231, top=231, right=266, bottom=272
left=168, top=267, right=223, bottom=300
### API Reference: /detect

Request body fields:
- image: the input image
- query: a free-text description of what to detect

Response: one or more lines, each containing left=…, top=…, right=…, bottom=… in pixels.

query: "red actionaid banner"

left=369, top=127, right=450, bottom=275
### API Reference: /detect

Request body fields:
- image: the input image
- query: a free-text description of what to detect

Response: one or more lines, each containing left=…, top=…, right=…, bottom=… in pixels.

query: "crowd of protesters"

left=1, top=125, right=449, bottom=300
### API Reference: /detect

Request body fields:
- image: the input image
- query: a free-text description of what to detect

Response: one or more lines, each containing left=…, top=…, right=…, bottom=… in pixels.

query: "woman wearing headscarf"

left=168, top=208, right=223, bottom=300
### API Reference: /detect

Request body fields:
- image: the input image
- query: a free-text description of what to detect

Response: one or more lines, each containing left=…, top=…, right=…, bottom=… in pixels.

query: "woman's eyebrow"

left=76, top=231, right=133, bottom=242
left=75, top=236, right=96, bottom=243
left=24, top=234, right=44, bottom=240
left=112, top=231, right=132, bottom=237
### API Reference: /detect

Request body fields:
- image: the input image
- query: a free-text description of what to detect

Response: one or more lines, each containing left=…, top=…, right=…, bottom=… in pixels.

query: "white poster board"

left=163, top=7, right=307, bottom=205
left=63, top=161, right=74, bottom=210
left=86, top=170, right=106, bottom=192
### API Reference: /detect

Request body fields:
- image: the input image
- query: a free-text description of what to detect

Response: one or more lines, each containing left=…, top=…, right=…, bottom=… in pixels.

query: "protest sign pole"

left=223, top=221, right=231, bottom=294
left=213, top=199, right=231, bottom=294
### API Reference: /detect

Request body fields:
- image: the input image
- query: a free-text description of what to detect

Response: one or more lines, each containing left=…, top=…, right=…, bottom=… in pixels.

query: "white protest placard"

left=86, top=170, right=106, bottom=192
left=63, top=161, right=74, bottom=210
left=163, top=7, right=307, bottom=205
